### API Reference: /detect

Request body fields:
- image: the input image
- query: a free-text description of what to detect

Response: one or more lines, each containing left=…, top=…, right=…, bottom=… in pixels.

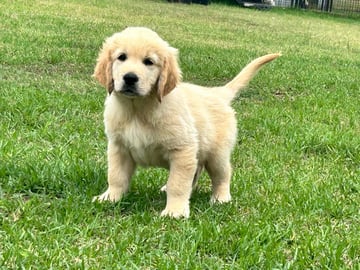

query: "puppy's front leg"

left=161, top=147, right=197, bottom=218
left=93, top=141, right=135, bottom=203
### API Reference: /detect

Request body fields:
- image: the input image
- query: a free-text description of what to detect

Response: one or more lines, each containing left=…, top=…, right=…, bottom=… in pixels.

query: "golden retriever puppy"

left=93, top=27, right=280, bottom=218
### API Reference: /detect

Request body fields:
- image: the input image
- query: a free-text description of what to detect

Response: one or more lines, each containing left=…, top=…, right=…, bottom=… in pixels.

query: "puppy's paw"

left=160, top=185, right=167, bottom=192
left=210, top=193, right=231, bottom=204
left=160, top=204, right=190, bottom=219
left=92, top=189, right=122, bottom=203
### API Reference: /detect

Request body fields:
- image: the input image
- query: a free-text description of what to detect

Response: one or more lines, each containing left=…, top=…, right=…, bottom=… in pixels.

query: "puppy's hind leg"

left=206, top=152, right=232, bottom=204
left=191, top=165, right=203, bottom=191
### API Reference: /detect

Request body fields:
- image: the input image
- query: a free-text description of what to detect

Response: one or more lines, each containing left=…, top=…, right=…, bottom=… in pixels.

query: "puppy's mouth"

left=120, top=86, right=139, bottom=97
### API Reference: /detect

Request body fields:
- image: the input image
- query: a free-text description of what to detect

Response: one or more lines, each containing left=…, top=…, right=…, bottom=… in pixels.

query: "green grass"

left=1, top=0, right=360, bottom=268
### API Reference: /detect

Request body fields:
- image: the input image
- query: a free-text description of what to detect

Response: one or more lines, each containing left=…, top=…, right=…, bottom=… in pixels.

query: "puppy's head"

left=93, top=27, right=181, bottom=102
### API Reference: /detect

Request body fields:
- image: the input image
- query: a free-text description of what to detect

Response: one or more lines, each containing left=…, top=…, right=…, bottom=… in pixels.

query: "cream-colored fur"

left=92, top=27, right=280, bottom=218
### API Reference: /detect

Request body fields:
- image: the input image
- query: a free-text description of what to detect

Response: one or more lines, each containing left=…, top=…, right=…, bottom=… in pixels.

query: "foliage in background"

left=212, top=0, right=238, bottom=4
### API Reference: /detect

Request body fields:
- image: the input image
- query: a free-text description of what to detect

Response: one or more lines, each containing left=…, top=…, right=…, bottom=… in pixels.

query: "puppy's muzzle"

left=121, top=72, right=139, bottom=96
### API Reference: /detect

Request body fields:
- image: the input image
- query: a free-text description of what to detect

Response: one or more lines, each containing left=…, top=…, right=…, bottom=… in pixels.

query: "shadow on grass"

left=90, top=185, right=222, bottom=219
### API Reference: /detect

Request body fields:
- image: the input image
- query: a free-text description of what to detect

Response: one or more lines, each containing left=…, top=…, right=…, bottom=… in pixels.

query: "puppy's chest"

left=108, top=118, right=169, bottom=167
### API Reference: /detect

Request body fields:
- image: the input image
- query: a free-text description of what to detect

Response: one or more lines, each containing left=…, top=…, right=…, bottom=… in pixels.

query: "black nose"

left=123, top=72, right=139, bottom=85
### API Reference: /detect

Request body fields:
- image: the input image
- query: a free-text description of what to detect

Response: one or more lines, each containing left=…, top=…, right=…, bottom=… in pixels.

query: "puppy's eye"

left=118, top=53, right=127, bottom=61
left=143, top=58, right=154, bottom=66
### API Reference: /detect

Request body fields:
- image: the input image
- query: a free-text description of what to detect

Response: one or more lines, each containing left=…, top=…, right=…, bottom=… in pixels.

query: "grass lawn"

left=1, top=0, right=360, bottom=268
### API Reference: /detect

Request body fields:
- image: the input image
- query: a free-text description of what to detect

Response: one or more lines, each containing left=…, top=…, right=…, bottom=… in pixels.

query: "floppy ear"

left=93, top=44, right=114, bottom=94
left=157, top=47, right=181, bottom=102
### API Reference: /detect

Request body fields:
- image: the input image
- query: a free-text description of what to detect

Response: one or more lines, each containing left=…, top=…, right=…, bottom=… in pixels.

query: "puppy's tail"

left=225, top=53, right=281, bottom=98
